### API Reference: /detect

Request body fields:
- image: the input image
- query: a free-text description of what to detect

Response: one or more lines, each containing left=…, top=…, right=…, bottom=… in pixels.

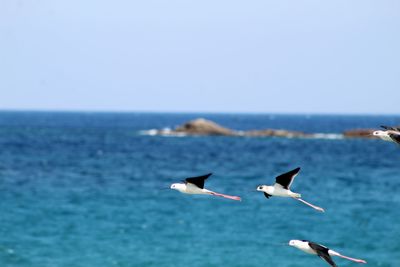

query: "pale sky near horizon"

left=0, top=1, right=399, bottom=114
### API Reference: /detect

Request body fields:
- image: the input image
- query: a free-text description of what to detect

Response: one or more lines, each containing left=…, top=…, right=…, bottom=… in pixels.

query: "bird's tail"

left=209, top=191, right=241, bottom=201
left=329, top=250, right=367, bottom=264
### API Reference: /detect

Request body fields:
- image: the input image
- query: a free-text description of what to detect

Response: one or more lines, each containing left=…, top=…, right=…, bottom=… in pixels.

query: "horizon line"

left=0, top=108, right=399, bottom=117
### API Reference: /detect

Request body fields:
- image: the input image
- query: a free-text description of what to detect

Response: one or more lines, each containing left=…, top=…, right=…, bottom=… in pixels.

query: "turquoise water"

left=0, top=112, right=399, bottom=267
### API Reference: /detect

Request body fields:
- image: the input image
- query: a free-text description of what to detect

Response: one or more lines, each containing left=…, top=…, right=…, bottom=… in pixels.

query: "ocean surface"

left=0, top=112, right=399, bottom=267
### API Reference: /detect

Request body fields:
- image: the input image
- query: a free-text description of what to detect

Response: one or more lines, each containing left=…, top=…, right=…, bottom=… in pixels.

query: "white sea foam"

left=310, top=133, right=344, bottom=140
left=162, top=132, right=188, bottom=137
left=139, top=128, right=344, bottom=140
left=138, top=129, right=158, bottom=136
left=139, top=128, right=189, bottom=137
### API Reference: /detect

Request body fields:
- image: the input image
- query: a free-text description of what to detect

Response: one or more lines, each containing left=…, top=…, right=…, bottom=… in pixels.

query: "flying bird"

left=373, top=125, right=400, bottom=145
left=170, top=173, right=241, bottom=201
left=289, top=240, right=366, bottom=267
left=256, top=167, right=324, bottom=212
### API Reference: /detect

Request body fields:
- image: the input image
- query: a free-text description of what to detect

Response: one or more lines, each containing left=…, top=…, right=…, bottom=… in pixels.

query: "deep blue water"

left=0, top=112, right=399, bottom=267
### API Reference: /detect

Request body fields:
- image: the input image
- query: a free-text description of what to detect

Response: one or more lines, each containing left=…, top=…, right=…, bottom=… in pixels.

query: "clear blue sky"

left=0, top=1, right=399, bottom=114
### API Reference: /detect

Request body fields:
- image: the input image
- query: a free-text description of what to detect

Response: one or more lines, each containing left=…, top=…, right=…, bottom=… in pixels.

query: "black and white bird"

left=373, top=125, right=400, bottom=145
left=256, top=167, right=324, bottom=212
left=170, top=173, right=241, bottom=201
left=289, top=240, right=366, bottom=267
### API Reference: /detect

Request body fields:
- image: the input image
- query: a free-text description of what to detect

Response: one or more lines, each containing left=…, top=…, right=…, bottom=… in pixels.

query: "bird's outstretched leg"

left=329, top=250, right=367, bottom=264
left=293, top=197, right=325, bottom=212
left=209, top=191, right=241, bottom=201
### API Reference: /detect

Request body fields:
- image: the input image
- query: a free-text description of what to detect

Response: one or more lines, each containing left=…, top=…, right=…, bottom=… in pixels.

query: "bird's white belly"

left=183, top=184, right=208, bottom=195
left=270, top=186, right=292, bottom=197
left=184, top=188, right=204, bottom=194
left=297, top=244, right=317, bottom=255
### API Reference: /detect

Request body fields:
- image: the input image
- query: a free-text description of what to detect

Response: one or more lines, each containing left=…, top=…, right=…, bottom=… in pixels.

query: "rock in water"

left=145, top=118, right=380, bottom=139
left=175, top=118, right=235, bottom=136
left=244, top=129, right=308, bottom=138
left=343, top=129, right=375, bottom=138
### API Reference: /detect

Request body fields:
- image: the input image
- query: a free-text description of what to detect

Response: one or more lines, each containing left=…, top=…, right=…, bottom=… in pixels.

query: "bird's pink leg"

left=336, top=254, right=367, bottom=263
left=293, top=198, right=325, bottom=212
left=209, top=191, right=241, bottom=201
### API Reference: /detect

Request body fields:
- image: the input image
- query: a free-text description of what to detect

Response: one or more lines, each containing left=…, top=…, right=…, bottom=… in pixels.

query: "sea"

left=0, top=111, right=399, bottom=267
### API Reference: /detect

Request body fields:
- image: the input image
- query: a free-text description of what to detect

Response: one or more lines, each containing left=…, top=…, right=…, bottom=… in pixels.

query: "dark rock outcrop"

left=153, top=118, right=311, bottom=138
left=147, top=118, right=382, bottom=139
left=343, top=129, right=375, bottom=138
left=244, top=129, right=310, bottom=138
left=174, top=118, right=235, bottom=136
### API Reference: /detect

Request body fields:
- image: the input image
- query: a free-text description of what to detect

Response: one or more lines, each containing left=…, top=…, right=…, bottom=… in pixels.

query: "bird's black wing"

left=275, top=167, right=301, bottom=189
left=185, top=173, right=212, bottom=189
left=389, top=133, right=400, bottom=145
left=381, top=125, right=396, bottom=131
left=308, top=242, right=337, bottom=267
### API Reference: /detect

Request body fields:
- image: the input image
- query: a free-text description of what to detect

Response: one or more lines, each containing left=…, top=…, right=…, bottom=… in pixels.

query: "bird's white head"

left=256, top=185, right=272, bottom=193
left=373, top=130, right=393, bottom=141
left=170, top=183, right=186, bottom=192
left=289, top=240, right=302, bottom=247
left=373, top=130, right=386, bottom=137
left=256, top=185, right=265, bottom=191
